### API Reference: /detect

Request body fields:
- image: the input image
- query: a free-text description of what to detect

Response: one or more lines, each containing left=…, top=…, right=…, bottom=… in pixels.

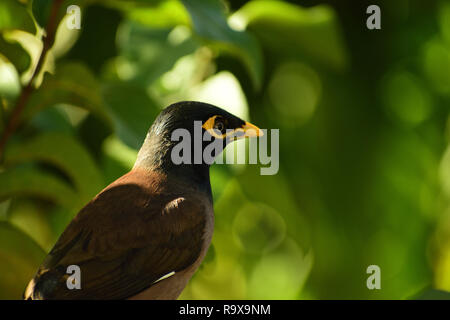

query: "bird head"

left=134, top=101, right=263, bottom=186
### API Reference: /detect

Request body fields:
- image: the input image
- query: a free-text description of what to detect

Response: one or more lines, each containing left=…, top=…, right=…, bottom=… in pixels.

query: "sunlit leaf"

left=0, top=56, right=21, bottom=101
left=181, top=0, right=263, bottom=90
left=25, top=62, right=112, bottom=125
left=125, top=0, right=190, bottom=28
left=52, top=12, right=82, bottom=59
left=117, top=21, right=197, bottom=86
left=0, top=166, right=78, bottom=208
left=8, top=199, right=56, bottom=251
left=4, top=132, right=103, bottom=203
left=232, top=0, right=348, bottom=70
left=0, top=222, right=45, bottom=299
left=0, top=34, right=31, bottom=73
left=2, top=29, right=54, bottom=87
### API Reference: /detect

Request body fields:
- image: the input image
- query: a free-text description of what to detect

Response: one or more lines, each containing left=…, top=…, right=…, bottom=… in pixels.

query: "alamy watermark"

left=66, top=5, right=81, bottom=30
left=366, top=5, right=381, bottom=30
left=66, top=265, right=81, bottom=290
left=169, top=121, right=279, bottom=175
left=366, top=265, right=381, bottom=290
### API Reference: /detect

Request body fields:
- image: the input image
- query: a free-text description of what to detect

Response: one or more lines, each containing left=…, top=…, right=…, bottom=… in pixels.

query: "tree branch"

left=0, top=0, right=64, bottom=159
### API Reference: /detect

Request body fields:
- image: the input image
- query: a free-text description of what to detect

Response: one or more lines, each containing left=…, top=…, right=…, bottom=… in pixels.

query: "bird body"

left=25, top=168, right=214, bottom=299
left=24, top=101, right=261, bottom=300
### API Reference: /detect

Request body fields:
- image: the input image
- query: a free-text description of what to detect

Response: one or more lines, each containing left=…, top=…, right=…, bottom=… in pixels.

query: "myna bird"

left=24, top=101, right=263, bottom=300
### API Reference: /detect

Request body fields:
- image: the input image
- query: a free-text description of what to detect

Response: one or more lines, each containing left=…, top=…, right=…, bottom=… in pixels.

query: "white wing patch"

left=153, top=271, right=176, bottom=284
left=163, top=197, right=185, bottom=215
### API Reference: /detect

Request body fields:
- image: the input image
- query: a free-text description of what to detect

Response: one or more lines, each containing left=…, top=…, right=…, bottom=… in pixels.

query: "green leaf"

left=412, top=288, right=450, bottom=300
left=25, top=62, right=112, bottom=126
left=0, top=165, right=78, bottom=208
left=0, top=56, right=21, bottom=101
left=117, top=22, right=198, bottom=86
left=102, top=82, right=160, bottom=149
left=0, top=0, right=36, bottom=33
left=233, top=0, right=348, bottom=71
left=0, top=222, right=46, bottom=299
left=66, top=4, right=121, bottom=74
left=125, top=0, right=190, bottom=28
left=0, top=33, right=31, bottom=73
left=2, top=29, right=53, bottom=88
left=181, top=0, right=263, bottom=90
left=32, top=0, right=87, bottom=29
left=31, top=0, right=53, bottom=29
left=4, top=132, right=103, bottom=203
left=30, top=105, right=76, bottom=134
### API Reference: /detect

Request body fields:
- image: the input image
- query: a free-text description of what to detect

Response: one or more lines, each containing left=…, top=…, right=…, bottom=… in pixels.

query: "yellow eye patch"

left=202, top=115, right=219, bottom=132
left=202, top=115, right=229, bottom=139
left=202, top=115, right=264, bottom=139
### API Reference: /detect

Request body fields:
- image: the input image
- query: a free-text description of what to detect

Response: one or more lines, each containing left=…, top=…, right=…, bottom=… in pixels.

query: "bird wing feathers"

left=25, top=181, right=206, bottom=300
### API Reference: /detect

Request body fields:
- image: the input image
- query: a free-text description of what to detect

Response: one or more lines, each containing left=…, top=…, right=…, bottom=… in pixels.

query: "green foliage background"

left=0, top=0, right=450, bottom=300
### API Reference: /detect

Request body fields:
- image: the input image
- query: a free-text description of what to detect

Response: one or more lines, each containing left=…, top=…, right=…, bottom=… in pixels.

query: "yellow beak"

left=240, top=121, right=264, bottom=138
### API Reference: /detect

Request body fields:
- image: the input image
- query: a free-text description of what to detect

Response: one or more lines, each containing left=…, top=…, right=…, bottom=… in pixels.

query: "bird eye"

left=214, top=119, right=225, bottom=133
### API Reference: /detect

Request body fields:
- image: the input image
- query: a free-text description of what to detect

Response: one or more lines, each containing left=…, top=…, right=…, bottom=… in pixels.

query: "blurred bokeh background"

left=1, top=0, right=450, bottom=300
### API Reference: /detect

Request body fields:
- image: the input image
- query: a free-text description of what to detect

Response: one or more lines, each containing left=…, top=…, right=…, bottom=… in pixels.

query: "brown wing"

left=24, top=181, right=206, bottom=300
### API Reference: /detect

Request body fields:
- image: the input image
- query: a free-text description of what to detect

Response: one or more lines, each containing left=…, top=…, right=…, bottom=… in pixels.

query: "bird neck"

left=134, top=133, right=213, bottom=195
